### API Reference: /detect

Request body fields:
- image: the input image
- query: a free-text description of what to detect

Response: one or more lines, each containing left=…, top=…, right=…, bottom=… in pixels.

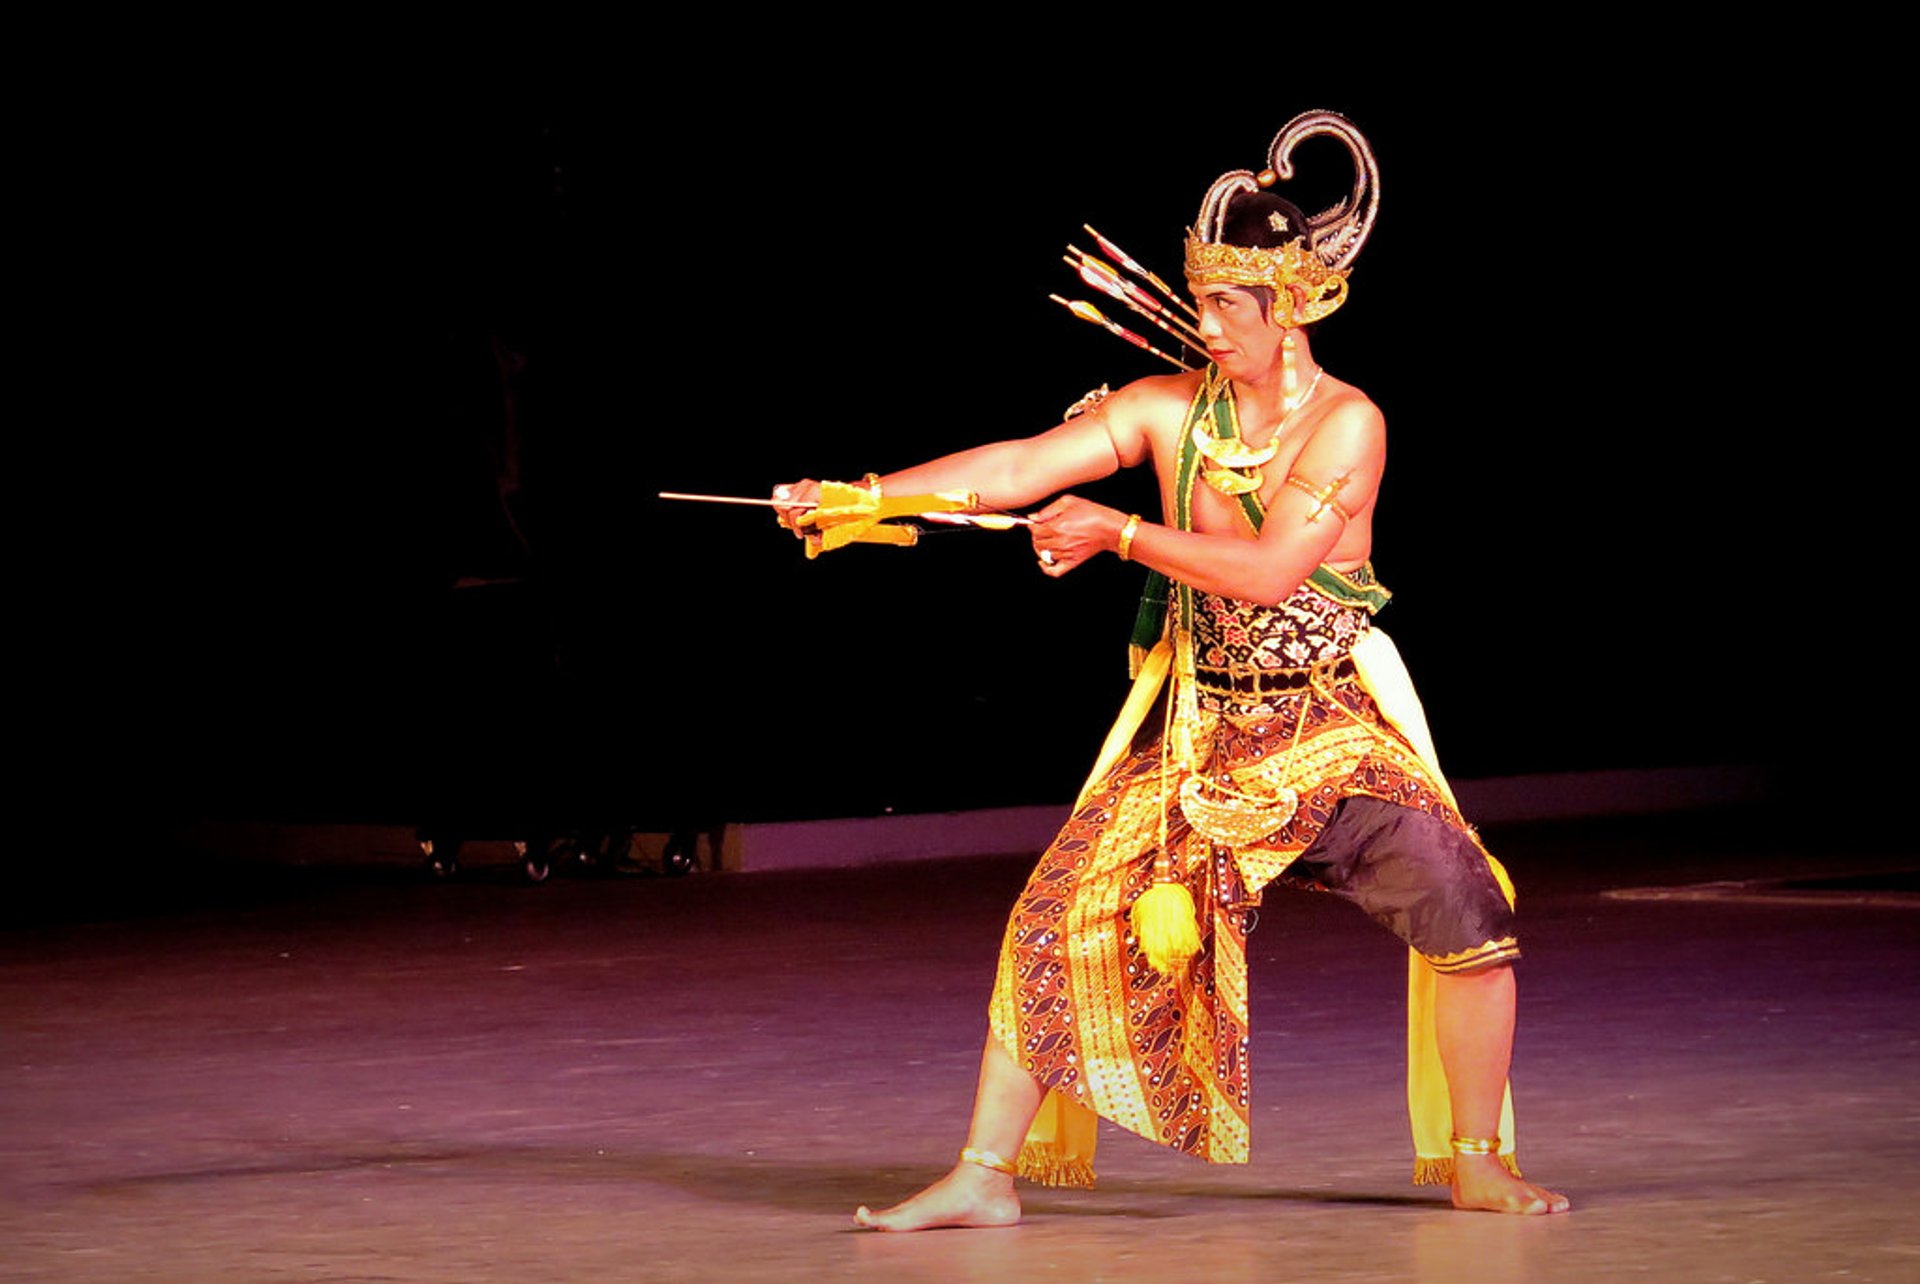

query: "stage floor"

left=4, top=811, right=1916, bottom=1282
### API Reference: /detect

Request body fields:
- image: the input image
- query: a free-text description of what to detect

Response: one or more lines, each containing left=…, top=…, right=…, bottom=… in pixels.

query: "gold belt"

left=1193, top=653, right=1355, bottom=698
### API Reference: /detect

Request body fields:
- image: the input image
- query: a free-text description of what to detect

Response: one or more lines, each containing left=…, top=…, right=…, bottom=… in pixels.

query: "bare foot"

left=854, top=1162, right=1022, bottom=1231
left=1450, top=1153, right=1570, bottom=1214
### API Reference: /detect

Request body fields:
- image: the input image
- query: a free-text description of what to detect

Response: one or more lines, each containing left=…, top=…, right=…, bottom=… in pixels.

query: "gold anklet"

left=1449, top=1135, right=1500, bottom=1156
left=960, top=1145, right=1017, bottom=1175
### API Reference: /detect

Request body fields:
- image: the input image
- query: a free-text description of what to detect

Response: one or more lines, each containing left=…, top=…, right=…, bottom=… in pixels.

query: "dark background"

left=73, top=55, right=1897, bottom=839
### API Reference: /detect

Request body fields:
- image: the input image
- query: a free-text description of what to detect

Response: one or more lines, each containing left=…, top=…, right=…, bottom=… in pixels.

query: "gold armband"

left=1117, top=513, right=1143, bottom=561
left=1284, top=472, right=1352, bottom=524
left=1063, top=384, right=1112, bottom=420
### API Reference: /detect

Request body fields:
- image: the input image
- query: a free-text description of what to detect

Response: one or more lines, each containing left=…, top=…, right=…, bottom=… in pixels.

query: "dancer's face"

left=1191, top=282, right=1283, bottom=380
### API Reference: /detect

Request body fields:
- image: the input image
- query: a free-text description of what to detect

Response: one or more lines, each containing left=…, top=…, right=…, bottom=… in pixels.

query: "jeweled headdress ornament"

left=1185, top=110, right=1381, bottom=326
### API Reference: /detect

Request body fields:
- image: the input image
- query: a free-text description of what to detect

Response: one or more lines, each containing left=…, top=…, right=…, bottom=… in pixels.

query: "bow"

left=659, top=484, right=1029, bottom=559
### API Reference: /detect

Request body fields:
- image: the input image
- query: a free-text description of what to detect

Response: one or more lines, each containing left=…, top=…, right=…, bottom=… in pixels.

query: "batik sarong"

left=987, top=573, right=1519, bottom=1185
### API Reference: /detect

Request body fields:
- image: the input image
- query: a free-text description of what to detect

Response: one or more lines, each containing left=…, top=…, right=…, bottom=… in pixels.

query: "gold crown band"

left=1183, top=235, right=1350, bottom=325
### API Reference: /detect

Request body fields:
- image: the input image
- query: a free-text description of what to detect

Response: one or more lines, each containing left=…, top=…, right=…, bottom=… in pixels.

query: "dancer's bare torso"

left=1089, top=363, right=1379, bottom=570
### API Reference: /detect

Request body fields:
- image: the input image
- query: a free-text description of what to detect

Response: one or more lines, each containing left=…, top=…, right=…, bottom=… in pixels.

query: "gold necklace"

left=1194, top=366, right=1326, bottom=496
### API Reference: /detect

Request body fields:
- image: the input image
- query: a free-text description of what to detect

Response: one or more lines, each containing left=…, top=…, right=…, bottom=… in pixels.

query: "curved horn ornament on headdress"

left=1267, top=110, right=1381, bottom=272
left=1184, top=110, right=1380, bottom=326
left=1193, top=169, right=1260, bottom=247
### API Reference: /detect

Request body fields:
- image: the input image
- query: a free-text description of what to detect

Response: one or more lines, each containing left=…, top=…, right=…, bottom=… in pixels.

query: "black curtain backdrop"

left=101, top=55, right=1899, bottom=834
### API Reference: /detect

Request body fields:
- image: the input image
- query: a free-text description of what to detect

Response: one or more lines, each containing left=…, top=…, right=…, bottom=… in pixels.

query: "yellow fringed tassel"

left=1412, top=1153, right=1525, bottom=1186
left=1017, top=1142, right=1098, bottom=1188
left=1130, top=880, right=1202, bottom=976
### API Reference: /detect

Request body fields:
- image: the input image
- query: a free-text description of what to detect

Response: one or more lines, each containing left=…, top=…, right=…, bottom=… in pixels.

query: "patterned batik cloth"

left=987, top=579, right=1512, bottom=1179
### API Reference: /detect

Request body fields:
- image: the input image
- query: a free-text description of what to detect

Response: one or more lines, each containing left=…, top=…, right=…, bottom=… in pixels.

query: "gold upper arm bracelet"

left=1284, top=472, right=1352, bottom=524
left=1063, top=384, right=1111, bottom=420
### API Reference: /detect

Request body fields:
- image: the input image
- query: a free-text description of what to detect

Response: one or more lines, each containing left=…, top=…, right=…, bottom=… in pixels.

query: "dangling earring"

left=1270, top=290, right=1301, bottom=387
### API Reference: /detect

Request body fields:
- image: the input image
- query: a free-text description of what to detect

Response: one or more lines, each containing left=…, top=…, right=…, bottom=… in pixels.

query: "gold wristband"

left=1117, top=513, right=1143, bottom=561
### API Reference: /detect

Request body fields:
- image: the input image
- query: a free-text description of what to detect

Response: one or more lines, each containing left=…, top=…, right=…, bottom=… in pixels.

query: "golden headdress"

left=1185, top=110, right=1381, bottom=326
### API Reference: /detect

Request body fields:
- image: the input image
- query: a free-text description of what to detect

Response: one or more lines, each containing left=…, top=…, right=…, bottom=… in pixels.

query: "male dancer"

left=779, top=112, right=1568, bottom=1227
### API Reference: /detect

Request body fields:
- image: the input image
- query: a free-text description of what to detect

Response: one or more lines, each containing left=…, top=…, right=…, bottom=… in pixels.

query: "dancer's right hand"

left=771, top=480, right=819, bottom=537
